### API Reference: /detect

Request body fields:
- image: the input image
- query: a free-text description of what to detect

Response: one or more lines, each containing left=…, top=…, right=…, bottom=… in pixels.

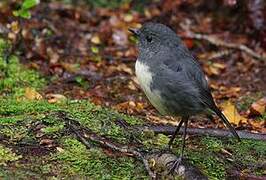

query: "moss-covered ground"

left=0, top=39, right=266, bottom=179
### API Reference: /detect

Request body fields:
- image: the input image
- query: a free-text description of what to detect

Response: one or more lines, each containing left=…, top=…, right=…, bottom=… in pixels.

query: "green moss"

left=54, top=138, right=147, bottom=179
left=0, top=99, right=59, bottom=116
left=0, top=97, right=143, bottom=138
left=176, top=137, right=224, bottom=179
left=0, top=38, right=46, bottom=98
left=0, top=38, right=265, bottom=178
left=0, top=115, right=26, bottom=125
left=0, top=126, right=27, bottom=141
left=0, top=96, right=265, bottom=178
left=227, top=139, right=266, bottom=165
left=40, top=114, right=65, bottom=135
left=63, top=100, right=144, bottom=143
left=41, top=124, right=65, bottom=135
left=141, top=131, right=170, bottom=149
left=0, top=95, right=265, bottom=179
left=201, top=136, right=223, bottom=152
left=186, top=136, right=266, bottom=179
left=0, top=145, right=22, bottom=166
left=189, top=151, right=225, bottom=180
left=0, top=57, right=45, bottom=96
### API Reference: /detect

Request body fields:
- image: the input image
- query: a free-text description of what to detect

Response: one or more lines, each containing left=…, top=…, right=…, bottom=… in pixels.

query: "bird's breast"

left=135, top=60, right=168, bottom=115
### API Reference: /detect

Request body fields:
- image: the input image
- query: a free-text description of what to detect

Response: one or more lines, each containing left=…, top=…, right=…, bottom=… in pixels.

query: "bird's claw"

left=167, top=157, right=183, bottom=174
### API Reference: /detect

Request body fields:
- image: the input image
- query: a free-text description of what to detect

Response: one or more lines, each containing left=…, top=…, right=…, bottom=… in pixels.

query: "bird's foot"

left=167, top=156, right=184, bottom=175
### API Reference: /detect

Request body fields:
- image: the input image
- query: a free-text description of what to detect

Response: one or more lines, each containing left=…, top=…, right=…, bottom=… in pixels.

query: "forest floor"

left=0, top=1, right=266, bottom=179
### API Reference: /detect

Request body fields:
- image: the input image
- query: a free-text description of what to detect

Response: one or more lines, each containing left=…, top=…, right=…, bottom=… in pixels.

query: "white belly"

left=135, top=60, right=168, bottom=115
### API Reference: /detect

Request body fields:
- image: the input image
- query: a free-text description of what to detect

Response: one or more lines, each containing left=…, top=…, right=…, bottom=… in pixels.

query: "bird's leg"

left=168, top=117, right=189, bottom=174
left=179, top=119, right=188, bottom=158
left=168, top=118, right=185, bottom=149
left=158, top=117, right=185, bottom=157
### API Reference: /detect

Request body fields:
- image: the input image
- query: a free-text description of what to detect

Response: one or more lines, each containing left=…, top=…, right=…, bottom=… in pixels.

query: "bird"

left=129, top=22, right=240, bottom=172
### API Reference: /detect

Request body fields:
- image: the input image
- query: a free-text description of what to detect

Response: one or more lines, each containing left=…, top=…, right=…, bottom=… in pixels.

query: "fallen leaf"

left=123, top=14, right=133, bottom=22
left=40, top=139, right=54, bottom=147
left=128, top=81, right=137, bottom=90
left=183, top=39, right=194, bottom=49
left=47, top=47, right=60, bottom=64
left=204, top=62, right=226, bottom=76
left=221, top=101, right=248, bottom=125
left=116, top=64, right=133, bottom=75
left=220, top=148, right=233, bottom=156
left=112, top=29, right=128, bottom=46
left=24, top=87, right=43, bottom=100
left=91, top=34, right=101, bottom=44
left=61, top=62, right=79, bottom=73
left=7, top=21, right=20, bottom=34
left=46, top=94, right=67, bottom=103
left=56, top=147, right=64, bottom=152
left=215, top=86, right=241, bottom=99
left=248, top=97, right=266, bottom=116
left=249, top=120, right=265, bottom=131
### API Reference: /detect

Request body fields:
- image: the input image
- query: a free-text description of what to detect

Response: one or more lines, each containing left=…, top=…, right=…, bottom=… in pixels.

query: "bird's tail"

left=212, top=106, right=241, bottom=141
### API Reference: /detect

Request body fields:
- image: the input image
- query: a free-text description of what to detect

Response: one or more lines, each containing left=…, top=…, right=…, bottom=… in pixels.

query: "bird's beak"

left=128, top=28, right=140, bottom=37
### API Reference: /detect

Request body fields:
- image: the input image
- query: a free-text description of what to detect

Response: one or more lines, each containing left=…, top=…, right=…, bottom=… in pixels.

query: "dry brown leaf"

left=215, top=86, right=241, bottom=99
left=123, top=14, right=133, bottom=22
left=56, top=147, right=64, bottom=152
left=46, top=94, right=67, bottom=103
left=204, top=62, right=226, bottom=76
left=61, top=62, right=79, bottom=73
left=221, top=101, right=247, bottom=125
left=147, top=114, right=178, bottom=125
left=7, top=21, right=20, bottom=34
left=220, top=148, right=233, bottom=156
left=128, top=81, right=137, bottom=90
left=136, top=102, right=145, bottom=111
left=248, top=97, right=266, bottom=116
left=47, top=47, right=59, bottom=64
left=183, top=39, right=194, bottom=49
left=112, top=29, right=128, bottom=46
left=249, top=120, right=265, bottom=130
left=24, top=87, right=43, bottom=100
left=39, top=139, right=54, bottom=147
left=91, top=34, right=101, bottom=44
left=116, top=64, right=133, bottom=75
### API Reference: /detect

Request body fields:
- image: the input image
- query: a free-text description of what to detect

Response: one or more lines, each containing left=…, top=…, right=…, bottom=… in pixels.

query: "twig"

left=63, top=114, right=156, bottom=179
left=228, top=170, right=266, bottom=180
left=134, top=124, right=266, bottom=141
left=203, top=50, right=233, bottom=61
left=182, top=32, right=266, bottom=61
left=71, top=124, right=156, bottom=179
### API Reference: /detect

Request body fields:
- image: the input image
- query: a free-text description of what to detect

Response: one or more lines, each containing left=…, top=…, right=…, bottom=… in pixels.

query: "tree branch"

left=134, top=124, right=266, bottom=141
left=182, top=32, right=266, bottom=61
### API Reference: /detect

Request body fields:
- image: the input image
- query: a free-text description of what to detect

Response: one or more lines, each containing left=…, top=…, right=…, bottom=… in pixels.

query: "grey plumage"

left=130, top=22, right=240, bottom=167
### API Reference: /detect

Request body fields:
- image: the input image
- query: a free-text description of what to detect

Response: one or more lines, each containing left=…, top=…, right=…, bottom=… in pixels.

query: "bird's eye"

left=146, top=35, right=152, bottom=42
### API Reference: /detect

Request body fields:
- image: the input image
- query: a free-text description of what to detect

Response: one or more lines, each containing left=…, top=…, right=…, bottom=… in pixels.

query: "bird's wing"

left=160, top=49, right=215, bottom=108
left=161, top=50, right=240, bottom=140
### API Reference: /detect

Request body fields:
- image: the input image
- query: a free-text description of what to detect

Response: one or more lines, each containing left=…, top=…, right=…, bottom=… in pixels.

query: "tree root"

left=57, top=112, right=208, bottom=179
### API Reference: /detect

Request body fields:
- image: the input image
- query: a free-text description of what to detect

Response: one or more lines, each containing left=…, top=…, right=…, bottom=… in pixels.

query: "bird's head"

left=129, top=22, right=182, bottom=56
